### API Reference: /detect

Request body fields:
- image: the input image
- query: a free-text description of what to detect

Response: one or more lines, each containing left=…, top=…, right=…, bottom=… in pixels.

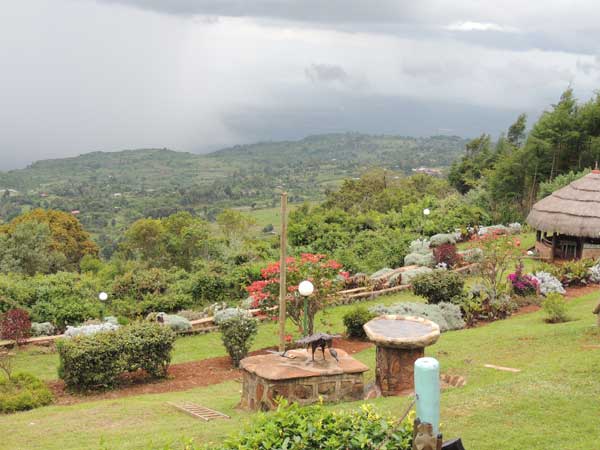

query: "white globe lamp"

left=423, top=208, right=431, bottom=216
left=98, top=292, right=108, bottom=302
left=298, top=280, right=314, bottom=297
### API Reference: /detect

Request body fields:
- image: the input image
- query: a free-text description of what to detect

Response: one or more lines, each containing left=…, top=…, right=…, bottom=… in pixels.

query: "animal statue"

left=295, top=333, right=340, bottom=362
left=412, top=419, right=443, bottom=450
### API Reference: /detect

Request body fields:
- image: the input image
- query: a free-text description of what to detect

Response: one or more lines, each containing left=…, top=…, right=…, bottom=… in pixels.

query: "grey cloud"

left=94, top=0, right=415, bottom=25
left=305, top=64, right=348, bottom=83
left=577, top=56, right=600, bottom=75
left=95, top=0, right=600, bottom=56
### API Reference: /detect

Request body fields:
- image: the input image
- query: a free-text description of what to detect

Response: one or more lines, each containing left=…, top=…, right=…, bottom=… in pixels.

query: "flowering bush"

left=508, top=262, right=539, bottom=296
left=246, top=253, right=346, bottom=335
left=534, top=271, right=565, bottom=296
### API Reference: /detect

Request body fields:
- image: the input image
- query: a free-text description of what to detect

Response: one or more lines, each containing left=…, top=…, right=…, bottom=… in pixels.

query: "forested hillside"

left=448, top=89, right=600, bottom=222
left=0, top=133, right=466, bottom=252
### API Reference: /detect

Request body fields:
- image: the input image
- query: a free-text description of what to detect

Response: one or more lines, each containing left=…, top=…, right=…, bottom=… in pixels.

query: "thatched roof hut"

left=527, top=170, right=600, bottom=260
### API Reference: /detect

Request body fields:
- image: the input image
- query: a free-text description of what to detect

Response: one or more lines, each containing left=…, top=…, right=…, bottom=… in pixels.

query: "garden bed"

left=47, top=337, right=373, bottom=405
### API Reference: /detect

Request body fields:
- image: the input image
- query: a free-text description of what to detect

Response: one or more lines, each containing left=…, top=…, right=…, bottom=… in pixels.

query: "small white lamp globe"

left=423, top=208, right=431, bottom=216
left=98, top=292, right=108, bottom=301
left=298, top=280, right=314, bottom=297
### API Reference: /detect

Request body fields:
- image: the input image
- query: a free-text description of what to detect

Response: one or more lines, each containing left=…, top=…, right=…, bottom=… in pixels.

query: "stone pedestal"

left=363, top=315, right=440, bottom=397
left=376, top=346, right=424, bottom=396
left=240, top=348, right=368, bottom=411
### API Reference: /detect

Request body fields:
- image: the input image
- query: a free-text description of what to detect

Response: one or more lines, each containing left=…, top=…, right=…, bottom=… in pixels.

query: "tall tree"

left=507, top=113, right=527, bottom=148
left=1, top=209, right=97, bottom=270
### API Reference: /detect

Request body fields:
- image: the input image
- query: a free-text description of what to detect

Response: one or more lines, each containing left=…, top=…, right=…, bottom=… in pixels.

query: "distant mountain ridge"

left=0, top=132, right=468, bottom=243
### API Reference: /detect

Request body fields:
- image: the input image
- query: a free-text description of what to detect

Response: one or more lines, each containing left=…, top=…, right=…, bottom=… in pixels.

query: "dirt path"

left=48, top=338, right=373, bottom=405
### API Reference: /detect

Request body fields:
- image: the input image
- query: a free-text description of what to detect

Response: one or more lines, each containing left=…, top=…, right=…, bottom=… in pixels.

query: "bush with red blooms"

left=433, top=243, right=460, bottom=268
left=246, top=253, right=347, bottom=335
left=508, top=261, right=539, bottom=296
left=0, top=308, right=31, bottom=345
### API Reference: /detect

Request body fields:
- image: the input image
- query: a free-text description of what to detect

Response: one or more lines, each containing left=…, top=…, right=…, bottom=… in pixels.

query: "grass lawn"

left=1, top=290, right=599, bottom=449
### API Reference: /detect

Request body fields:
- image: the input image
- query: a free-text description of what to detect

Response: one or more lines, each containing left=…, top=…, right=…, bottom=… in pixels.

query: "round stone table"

left=363, top=315, right=440, bottom=396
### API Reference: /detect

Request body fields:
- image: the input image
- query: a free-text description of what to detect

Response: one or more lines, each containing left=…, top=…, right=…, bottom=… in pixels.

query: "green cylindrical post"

left=303, top=297, right=309, bottom=336
left=414, top=357, right=440, bottom=435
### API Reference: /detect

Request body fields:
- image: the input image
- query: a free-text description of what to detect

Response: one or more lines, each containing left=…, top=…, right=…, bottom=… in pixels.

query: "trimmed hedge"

left=0, top=373, right=53, bottom=413
left=57, top=322, right=175, bottom=391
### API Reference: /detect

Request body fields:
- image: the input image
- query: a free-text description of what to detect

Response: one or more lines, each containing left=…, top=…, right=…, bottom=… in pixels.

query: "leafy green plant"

left=559, top=259, right=594, bottom=286
left=542, top=293, right=569, bottom=323
left=32, top=296, right=100, bottom=331
left=57, top=322, right=175, bottom=391
left=343, top=306, right=376, bottom=339
left=220, top=399, right=413, bottom=450
left=411, top=270, right=464, bottom=304
left=218, top=313, right=258, bottom=368
left=0, top=372, right=53, bottom=413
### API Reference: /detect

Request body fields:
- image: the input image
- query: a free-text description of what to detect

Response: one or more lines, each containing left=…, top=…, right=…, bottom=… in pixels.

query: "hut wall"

left=582, top=247, right=600, bottom=259
left=535, top=241, right=553, bottom=260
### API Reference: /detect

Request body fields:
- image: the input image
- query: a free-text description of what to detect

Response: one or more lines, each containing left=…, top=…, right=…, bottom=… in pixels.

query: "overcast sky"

left=1, top=0, right=600, bottom=170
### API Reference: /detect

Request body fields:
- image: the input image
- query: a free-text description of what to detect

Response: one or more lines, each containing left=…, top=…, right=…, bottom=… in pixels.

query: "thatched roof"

left=526, top=171, right=600, bottom=238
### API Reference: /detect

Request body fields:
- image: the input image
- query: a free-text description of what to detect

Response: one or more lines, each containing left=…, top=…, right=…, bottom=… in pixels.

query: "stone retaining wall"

left=240, top=370, right=365, bottom=411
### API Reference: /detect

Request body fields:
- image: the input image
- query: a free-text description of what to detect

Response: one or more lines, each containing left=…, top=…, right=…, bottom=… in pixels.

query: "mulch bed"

left=48, top=337, right=373, bottom=405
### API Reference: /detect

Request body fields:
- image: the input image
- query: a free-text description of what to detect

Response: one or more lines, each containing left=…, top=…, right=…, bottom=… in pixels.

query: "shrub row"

left=57, top=322, right=175, bottom=391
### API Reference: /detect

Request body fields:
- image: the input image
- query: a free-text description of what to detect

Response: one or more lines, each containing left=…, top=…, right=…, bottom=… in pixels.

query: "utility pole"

left=278, top=192, right=288, bottom=352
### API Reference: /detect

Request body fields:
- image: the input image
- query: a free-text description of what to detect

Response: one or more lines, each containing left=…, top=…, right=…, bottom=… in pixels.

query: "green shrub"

left=542, top=293, right=569, bottom=323
left=0, top=373, right=53, bottom=413
left=343, top=306, right=376, bottom=339
left=218, top=314, right=257, bottom=367
left=220, top=399, right=413, bottom=450
left=411, top=270, right=464, bottom=304
left=31, top=296, right=100, bottom=331
left=57, top=322, right=175, bottom=391
left=559, top=259, right=594, bottom=286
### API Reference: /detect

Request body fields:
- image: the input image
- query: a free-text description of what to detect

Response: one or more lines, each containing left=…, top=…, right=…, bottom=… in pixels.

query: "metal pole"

left=278, top=192, right=288, bottom=352
left=303, top=297, right=309, bottom=336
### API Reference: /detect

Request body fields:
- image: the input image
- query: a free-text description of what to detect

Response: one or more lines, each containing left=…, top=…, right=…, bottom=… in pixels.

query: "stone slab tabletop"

left=240, top=348, right=369, bottom=381
left=363, top=315, right=440, bottom=349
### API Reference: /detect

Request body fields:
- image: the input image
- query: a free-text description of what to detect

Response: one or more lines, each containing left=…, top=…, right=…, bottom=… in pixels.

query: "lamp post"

left=420, top=208, right=431, bottom=238
left=298, top=280, right=314, bottom=336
